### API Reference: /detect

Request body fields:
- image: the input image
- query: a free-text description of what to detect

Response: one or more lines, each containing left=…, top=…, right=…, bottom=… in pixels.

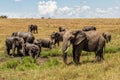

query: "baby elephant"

left=102, top=32, right=111, bottom=43
left=36, top=38, right=52, bottom=49
left=24, top=42, right=41, bottom=59
left=5, top=36, right=24, bottom=56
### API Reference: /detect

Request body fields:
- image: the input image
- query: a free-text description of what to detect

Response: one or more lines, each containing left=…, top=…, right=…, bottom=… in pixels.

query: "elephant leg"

left=94, top=51, right=99, bottom=62
left=17, top=48, right=21, bottom=56
left=94, top=50, right=103, bottom=62
left=36, top=30, right=38, bottom=33
left=74, top=45, right=81, bottom=65
left=63, top=52, right=67, bottom=64
left=35, top=51, right=40, bottom=59
left=57, top=41, right=60, bottom=46
left=28, top=49, right=32, bottom=57
left=75, top=51, right=81, bottom=65
left=49, top=44, right=52, bottom=49
left=12, top=48, right=16, bottom=56
left=109, top=36, right=111, bottom=42
left=7, top=48, right=10, bottom=56
left=72, top=45, right=76, bottom=63
left=33, top=30, right=35, bottom=33
left=99, top=48, right=104, bottom=61
left=106, top=38, right=108, bottom=43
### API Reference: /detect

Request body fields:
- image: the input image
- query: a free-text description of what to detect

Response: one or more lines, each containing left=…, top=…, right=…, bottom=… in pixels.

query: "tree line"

left=0, top=15, right=7, bottom=18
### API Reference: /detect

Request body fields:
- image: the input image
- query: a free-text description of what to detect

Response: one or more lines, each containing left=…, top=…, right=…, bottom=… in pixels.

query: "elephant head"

left=62, top=30, right=87, bottom=64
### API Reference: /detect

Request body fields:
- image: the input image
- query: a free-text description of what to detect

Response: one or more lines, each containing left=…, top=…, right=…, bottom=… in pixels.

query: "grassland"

left=0, top=18, right=120, bottom=80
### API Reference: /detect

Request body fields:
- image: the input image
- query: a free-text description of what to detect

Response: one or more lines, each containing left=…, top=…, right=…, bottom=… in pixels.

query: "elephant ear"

left=72, top=30, right=86, bottom=45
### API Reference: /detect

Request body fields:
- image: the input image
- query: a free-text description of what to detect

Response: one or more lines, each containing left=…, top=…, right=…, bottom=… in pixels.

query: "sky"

left=0, top=0, right=120, bottom=18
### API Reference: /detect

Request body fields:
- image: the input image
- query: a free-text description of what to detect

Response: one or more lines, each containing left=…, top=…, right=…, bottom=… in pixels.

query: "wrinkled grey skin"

left=11, top=32, right=35, bottom=43
left=50, top=31, right=65, bottom=46
left=24, top=42, right=41, bottom=59
left=36, top=38, right=52, bottom=49
left=5, top=36, right=24, bottom=56
left=62, top=30, right=105, bottom=65
left=82, top=26, right=96, bottom=31
left=59, top=26, right=67, bottom=32
left=28, top=24, right=38, bottom=33
left=102, top=32, right=111, bottom=43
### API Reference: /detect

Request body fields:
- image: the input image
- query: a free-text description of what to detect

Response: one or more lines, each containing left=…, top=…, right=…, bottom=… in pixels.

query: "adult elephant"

left=82, top=26, right=96, bottom=31
left=28, top=24, right=38, bottom=33
left=102, top=32, right=111, bottom=43
left=50, top=31, right=65, bottom=46
left=5, top=36, right=24, bottom=56
left=11, top=32, right=35, bottom=43
left=62, top=30, right=105, bottom=65
left=36, top=38, right=52, bottom=49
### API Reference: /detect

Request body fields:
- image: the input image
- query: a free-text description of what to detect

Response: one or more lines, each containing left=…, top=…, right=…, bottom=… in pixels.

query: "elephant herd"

left=5, top=25, right=111, bottom=65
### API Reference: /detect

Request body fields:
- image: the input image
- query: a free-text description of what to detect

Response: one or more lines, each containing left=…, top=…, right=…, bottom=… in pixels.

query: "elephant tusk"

left=64, top=47, right=69, bottom=53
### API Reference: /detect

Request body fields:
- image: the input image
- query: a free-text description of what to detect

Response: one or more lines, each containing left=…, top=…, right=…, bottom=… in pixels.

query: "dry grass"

left=0, top=18, right=120, bottom=80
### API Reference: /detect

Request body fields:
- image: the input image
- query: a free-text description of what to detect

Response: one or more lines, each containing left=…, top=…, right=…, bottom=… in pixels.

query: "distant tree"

left=48, top=17, right=51, bottom=19
left=0, top=15, right=7, bottom=19
left=41, top=17, right=45, bottom=19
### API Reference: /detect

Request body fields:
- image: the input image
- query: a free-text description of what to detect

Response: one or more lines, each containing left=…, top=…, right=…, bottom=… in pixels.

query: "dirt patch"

left=0, top=57, right=6, bottom=62
left=0, top=78, right=5, bottom=80
left=37, top=57, right=48, bottom=65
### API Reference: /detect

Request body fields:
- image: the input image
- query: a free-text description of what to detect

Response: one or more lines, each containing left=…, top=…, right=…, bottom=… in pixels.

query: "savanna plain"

left=0, top=18, right=120, bottom=80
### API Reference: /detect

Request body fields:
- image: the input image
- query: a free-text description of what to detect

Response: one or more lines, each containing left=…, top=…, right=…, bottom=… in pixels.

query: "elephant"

left=82, top=26, right=96, bottom=31
left=50, top=31, right=65, bottom=46
left=59, top=26, right=67, bottom=32
left=62, top=30, right=105, bottom=65
left=5, top=36, right=24, bottom=56
left=28, top=24, right=38, bottom=33
left=102, top=32, right=111, bottom=43
left=11, top=32, right=35, bottom=43
left=23, top=42, right=41, bottom=59
left=36, top=38, right=52, bottom=49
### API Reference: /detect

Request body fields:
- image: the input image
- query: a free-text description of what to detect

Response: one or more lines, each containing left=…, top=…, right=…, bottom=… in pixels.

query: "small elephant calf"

left=50, top=31, right=65, bottom=46
left=36, top=38, right=52, bottom=49
left=24, top=42, right=41, bottom=59
left=102, top=32, right=111, bottom=43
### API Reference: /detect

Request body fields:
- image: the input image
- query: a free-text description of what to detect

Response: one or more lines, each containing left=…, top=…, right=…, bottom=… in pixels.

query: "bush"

left=0, top=15, right=7, bottom=18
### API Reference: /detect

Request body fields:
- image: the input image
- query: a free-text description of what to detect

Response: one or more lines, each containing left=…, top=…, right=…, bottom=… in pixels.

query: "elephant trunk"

left=62, top=40, right=70, bottom=64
